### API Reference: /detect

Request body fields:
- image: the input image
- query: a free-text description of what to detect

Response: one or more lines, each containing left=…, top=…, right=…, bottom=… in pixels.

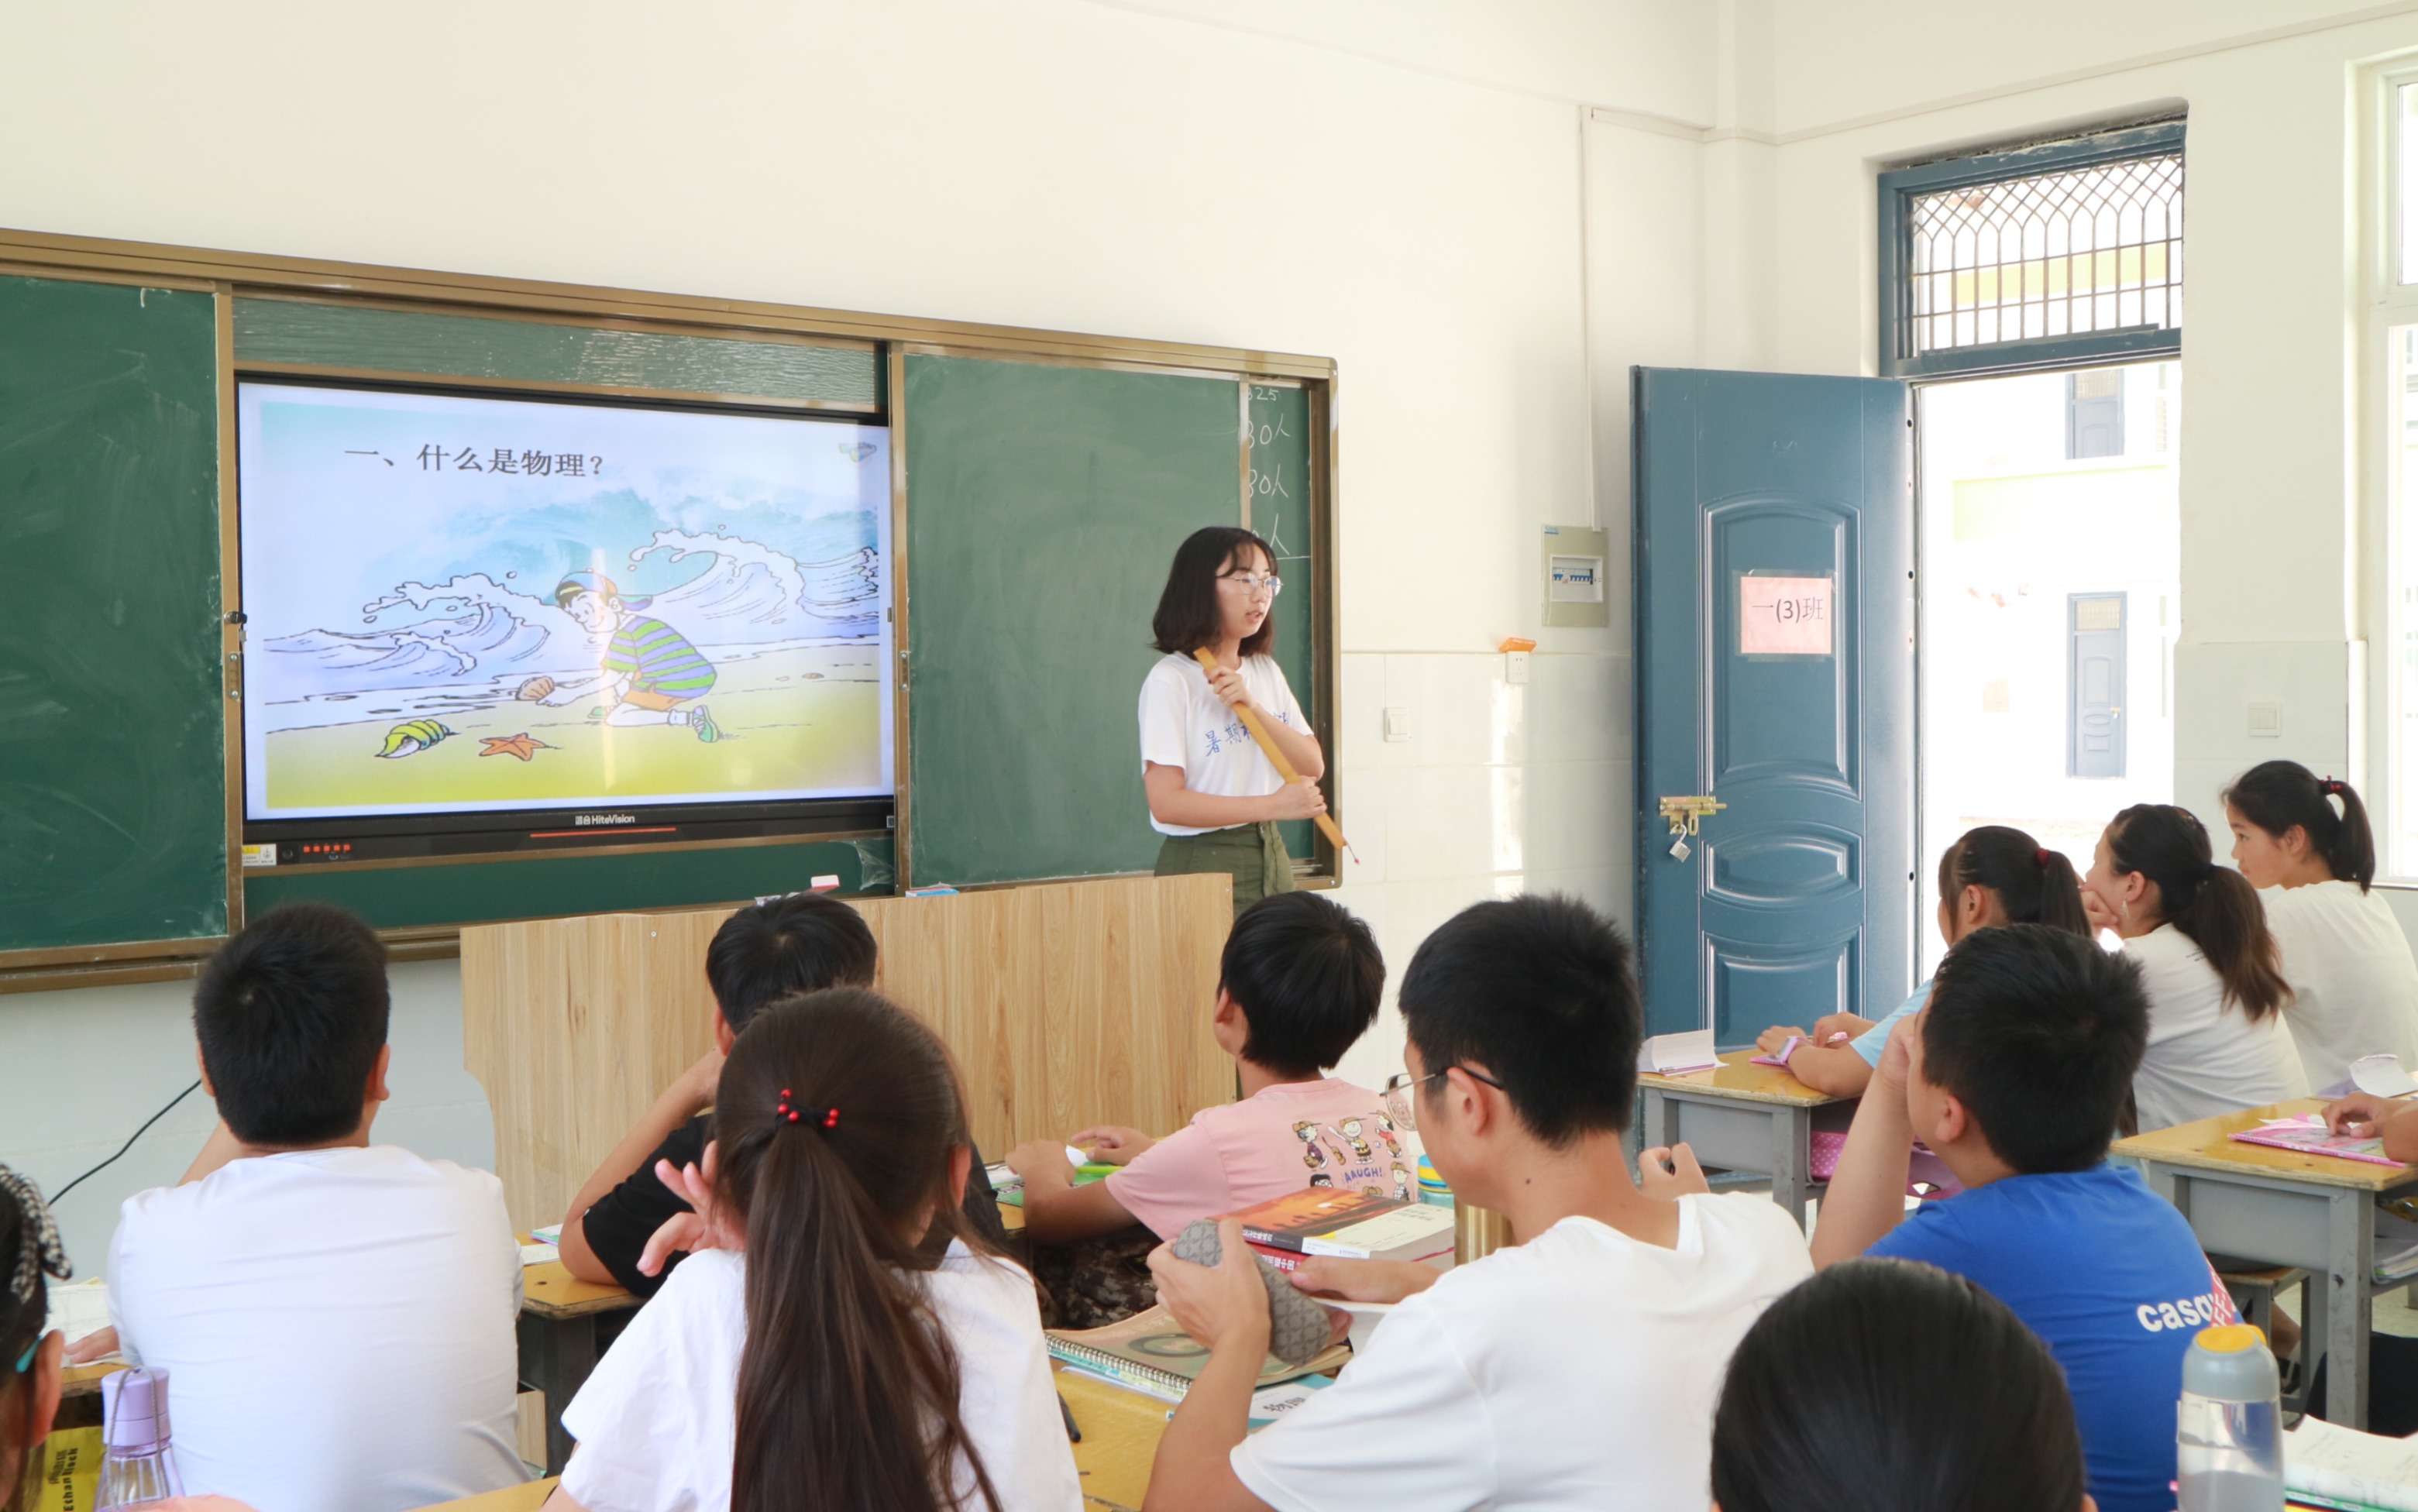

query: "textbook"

left=1232, top=1188, right=1455, bottom=1263
left=2285, top=1414, right=2418, bottom=1510
left=2228, top=1114, right=2406, bottom=1168
left=1046, top=1304, right=1350, bottom=1405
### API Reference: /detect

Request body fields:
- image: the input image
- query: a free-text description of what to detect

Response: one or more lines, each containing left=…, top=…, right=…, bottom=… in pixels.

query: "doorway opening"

left=1914, top=359, right=2181, bottom=977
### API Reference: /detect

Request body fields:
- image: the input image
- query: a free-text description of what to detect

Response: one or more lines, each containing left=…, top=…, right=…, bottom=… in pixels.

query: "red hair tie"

left=772, top=1091, right=838, bottom=1130
left=2323, top=777, right=2347, bottom=797
left=2035, top=847, right=2052, bottom=868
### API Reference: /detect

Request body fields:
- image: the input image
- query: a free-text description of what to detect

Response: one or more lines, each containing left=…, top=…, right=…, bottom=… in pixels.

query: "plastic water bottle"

left=95, top=1367, right=184, bottom=1509
left=2176, top=1323, right=2284, bottom=1512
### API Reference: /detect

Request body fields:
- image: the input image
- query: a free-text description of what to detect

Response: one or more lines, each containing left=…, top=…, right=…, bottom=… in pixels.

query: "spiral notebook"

left=1045, top=1304, right=1351, bottom=1404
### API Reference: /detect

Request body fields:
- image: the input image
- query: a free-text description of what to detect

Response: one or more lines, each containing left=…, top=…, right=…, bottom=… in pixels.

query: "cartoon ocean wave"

left=253, top=542, right=879, bottom=706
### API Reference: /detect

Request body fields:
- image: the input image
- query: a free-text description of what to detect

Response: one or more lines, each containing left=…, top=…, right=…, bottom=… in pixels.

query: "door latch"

left=1658, top=794, right=1725, bottom=861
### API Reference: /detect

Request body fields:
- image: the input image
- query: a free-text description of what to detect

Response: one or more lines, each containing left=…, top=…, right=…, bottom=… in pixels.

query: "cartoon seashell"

left=515, top=675, right=556, bottom=702
left=377, top=718, right=456, bottom=758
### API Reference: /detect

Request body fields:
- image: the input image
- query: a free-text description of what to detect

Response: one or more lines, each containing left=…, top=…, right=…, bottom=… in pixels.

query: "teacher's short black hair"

left=1398, top=895, right=1639, bottom=1144
left=1151, top=527, right=1278, bottom=658
left=1221, top=892, right=1384, bottom=1076
left=193, top=902, right=390, bottom=1148
left=705, top=892, right=879, bottom=1032
left=1922, top=923, right=2148, bottom=1173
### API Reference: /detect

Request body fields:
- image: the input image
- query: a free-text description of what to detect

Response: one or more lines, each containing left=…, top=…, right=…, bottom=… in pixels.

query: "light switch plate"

left=2248, top=701, right=2281, bottom=738
left=1383, top=707, right=1412, bottom=742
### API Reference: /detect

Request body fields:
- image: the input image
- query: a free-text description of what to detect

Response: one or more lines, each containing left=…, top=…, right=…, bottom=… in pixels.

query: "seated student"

left=1759, top=825, right=2089, bottom=1098
left=1711, top=1257, right=2093, bottom=1512
left=2083, top=803, right=2306, bottom=1129
left=103, top=903, right=526, bottom=1512
left=1139, top=895, right=1812, bottom=1512
left=1004, top=891, right=1387, bottom=1327
left=2225, top=761, right=2418, bottom=1089
left=542, top=988, right=1081, bottom=1512
left=1810, top=924, right=2234, bottom=1512
left=2, top=1168, right=259, bottom=1512
left=561, top=892, right=1003, bottom=1295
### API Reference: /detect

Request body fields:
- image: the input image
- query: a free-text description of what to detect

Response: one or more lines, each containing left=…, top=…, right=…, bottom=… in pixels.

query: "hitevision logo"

left=574, top=813, right=640, bottom=827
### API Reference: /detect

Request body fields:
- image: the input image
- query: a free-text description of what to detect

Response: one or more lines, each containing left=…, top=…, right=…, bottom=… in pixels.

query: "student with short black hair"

left=1711, top=1258, right=2092, bottom=1512
left=1811, top=924, right=2234, bottom=1512
left=2083, top=802, right=2306, bottom=1128
left=1139, top=895, right=1811, bottom=1512
left=2224, top=761, right=2418, bottom=1088
left=562, top=892, right=1003, bottom=1294
left=105, top=902, right=527, bottom=1512
left=1007, top=892, right=1388, bottom=1326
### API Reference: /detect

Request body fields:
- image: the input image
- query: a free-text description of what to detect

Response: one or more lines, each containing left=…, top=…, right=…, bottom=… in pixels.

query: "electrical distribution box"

left=1542, top=525, right=1609, bottom=628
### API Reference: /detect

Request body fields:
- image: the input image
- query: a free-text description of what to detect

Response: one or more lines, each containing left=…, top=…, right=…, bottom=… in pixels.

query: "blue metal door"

left=1634, top=368, right=1914, bottom=1044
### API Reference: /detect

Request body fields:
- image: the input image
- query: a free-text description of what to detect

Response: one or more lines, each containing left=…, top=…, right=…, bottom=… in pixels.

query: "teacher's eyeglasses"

left=1380, top=1064, right=1505, bottom=1133
left=1218, top=572, right=1283, bottom=598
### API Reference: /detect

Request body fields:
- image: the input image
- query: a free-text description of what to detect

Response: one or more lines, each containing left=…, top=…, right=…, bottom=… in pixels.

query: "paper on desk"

left=520, top=1242, right=560, bottom=1266
left=2354, top=1053, right=2418, bottom=1099
left=2286, top=1414, right=2418, bottom=1510
left=42, top=1278, right=113, bottom=1352
left=1636, top=1030, right=1718, bottom=1076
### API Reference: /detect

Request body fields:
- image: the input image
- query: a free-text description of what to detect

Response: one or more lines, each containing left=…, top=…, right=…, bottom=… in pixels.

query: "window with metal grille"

left=1879, top=121, right=2184, bottom=380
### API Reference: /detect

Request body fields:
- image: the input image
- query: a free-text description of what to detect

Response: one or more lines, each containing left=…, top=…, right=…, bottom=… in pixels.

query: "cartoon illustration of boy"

left=1373, top=1112, right=1404, bottom=1158
left=1292, top=1122, right=1326, bottom=1170
left=542, top=572, right=721, bottom=741
left=1391, top=1163, right=1412, bottom=1203
left=1308, top=1174, right=1333, bottom=1188
left=1337, top=1117, right=1373, bottom=1160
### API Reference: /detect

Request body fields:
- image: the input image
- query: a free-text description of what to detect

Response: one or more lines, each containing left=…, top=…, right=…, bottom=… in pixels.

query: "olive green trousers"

left=1153, top=821, right=1295, bottom=918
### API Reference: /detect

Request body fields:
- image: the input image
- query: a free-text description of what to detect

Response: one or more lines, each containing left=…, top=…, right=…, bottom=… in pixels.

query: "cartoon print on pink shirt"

left=1336, top=1118, right=1373, bottom=1160
left=1373, top=1113, right=1403, bottom=1158
left=1293, top=1122, right=1327, bottom=1170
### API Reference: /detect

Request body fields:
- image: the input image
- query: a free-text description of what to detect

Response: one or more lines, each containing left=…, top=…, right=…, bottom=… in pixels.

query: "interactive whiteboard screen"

left=236, top=382, right=893, bottom=823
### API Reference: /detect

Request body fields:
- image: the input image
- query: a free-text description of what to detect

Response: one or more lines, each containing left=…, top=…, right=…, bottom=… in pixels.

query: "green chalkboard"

left=0, top=277, right=225, bottom=953
left=1248, top=385, right=1317, bottom=864
left=903, top=356, right=1243, bottom=886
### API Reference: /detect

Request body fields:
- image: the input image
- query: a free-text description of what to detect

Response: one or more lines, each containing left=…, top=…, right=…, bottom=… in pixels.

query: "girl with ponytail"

left=2223, top=762, right=2418, bottom=1087
left=2084, top=805, right=2307, bottom=1131
left=1757, top=826, right=2090, bottom=1098
left=545, top=988, right=1082, bottom=1512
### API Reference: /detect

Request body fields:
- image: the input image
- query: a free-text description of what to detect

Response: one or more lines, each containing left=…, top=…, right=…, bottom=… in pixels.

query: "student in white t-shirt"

left=1139, top=895, right=1813, bottom=1512
left=1139, top=527, right=1326, bottom=916
left=91, top=904, right=525, bottom=1512
left=542, top=987, right=1079, bottom=1512
left=2224, top=761, right=2418, bottom=1088
left=2083, top=805, right=2306, bottom=1131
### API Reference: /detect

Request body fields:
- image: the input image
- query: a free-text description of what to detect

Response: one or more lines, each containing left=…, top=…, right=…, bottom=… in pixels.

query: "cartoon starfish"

left=478, top=732, right=557, bottom=762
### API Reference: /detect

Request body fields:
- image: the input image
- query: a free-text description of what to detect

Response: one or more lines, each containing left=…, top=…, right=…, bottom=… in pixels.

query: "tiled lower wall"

left=1326, top=648, right=1632, bottom=1091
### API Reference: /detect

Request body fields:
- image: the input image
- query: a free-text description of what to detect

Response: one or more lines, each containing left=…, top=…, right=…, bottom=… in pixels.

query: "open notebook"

left=1047, top=1304, right=1350, bottom=1405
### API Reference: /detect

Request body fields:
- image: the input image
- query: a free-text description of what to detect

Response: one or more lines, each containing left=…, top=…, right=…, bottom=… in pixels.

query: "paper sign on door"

left=1739, top=576, right=1833, bottom=656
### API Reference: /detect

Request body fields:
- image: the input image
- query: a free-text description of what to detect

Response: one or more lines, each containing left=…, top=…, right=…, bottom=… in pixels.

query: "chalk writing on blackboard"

left=1739, top=576, right=1832, bottom=655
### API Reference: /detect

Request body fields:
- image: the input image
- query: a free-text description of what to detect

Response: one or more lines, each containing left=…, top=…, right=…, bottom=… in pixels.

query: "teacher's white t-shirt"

left=2127, top=923, right=2310, bottom=1132
left=1137, top=652, right=1308, bottom=837
left=559, top=1245, right=1081, bottom=1512
left=2262, top=880, right=2418, bottom=1089
left=1231, top=1197, right=1812, bottom=1512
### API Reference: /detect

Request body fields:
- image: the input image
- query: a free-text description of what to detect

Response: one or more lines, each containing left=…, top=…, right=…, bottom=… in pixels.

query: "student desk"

left=1636, top=1051, right=1842, bottom=1230
left=415, top=1366, right=1168, bottom=1512
left=518, top=1257, right=640, bottom=1476
left=2114, top=1098, right=2418, bottom=1431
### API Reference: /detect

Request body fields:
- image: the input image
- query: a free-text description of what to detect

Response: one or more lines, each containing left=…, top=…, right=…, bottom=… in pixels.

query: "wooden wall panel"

left=462, top=874, right=1232, bottom=1235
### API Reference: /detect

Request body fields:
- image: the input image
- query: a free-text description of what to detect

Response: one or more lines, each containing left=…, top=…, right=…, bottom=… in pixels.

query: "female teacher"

left=1139, top=526, right=1326, bottom=914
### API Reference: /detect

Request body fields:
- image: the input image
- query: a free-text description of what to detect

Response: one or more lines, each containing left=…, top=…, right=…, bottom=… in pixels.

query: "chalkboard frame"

left=0, top=226, right=1338, bottom=988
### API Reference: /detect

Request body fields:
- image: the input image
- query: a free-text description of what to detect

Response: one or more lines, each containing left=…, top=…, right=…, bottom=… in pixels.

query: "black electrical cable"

left=48, top=1079, right=203, bottom=1204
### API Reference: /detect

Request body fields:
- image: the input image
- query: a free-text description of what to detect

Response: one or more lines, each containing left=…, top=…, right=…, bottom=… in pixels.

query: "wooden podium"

left=460, top=873, right=1235, bottom=1234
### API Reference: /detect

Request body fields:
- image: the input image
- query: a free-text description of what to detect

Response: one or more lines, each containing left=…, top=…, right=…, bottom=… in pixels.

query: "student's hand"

left=1266, top=778, right=1326, bottom=821
left=1811, top=1012, right=1873, bottom=1044
left=2082, top=886, right=2124, bottom=936
left=671, top=1046, right=726, bottom=1116
left=1873, top=1015, right=1917, bottom=1100
left=2327, top=1091, right=2405, bottom=1136
left=1071, top=1125, right=1156, bottom=1166
left=638, top=1143, right=739, bottom=1275
left=64, top=1325, right=119, bottom=1364
left=1205, top=663, right=1255, bottom=713
left=1147, top=1219, right=1275, bottom=1355
left=1288, top=1256, right=1439, bottom=1303
left=1639, top=1142, right=1712, bottom=1200
left=1756, top=1025, right=1809, bottom=1055
left=1005, top=1138, right=1078, bottom=1185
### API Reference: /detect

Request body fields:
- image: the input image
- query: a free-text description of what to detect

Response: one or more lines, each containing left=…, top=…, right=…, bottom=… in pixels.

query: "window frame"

left=1876, top=121, right=2186, bottom=381
left=2358, top=64, right=2418, bottom=881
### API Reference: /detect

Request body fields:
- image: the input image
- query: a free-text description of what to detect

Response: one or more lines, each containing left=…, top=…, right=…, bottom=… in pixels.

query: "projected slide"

left=236, top=382, right=893, bottom=822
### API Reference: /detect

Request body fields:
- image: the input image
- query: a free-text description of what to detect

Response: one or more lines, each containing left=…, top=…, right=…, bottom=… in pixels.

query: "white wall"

left=0, top=0, right=1713, bottom=1228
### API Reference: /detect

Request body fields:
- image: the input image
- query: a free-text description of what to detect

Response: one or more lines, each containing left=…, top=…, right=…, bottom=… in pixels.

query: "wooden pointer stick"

left=1193, top=647, right=1350, bottom=855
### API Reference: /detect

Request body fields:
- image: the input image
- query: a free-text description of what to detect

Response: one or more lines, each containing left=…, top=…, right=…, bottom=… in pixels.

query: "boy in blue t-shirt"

left=1811, top=924, right=2235, bottom=1512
